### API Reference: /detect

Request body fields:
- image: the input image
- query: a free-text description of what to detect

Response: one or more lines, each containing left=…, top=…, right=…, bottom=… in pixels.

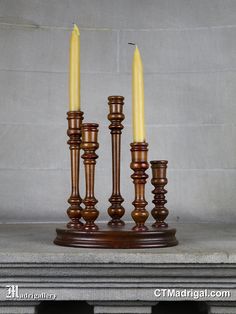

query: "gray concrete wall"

left=0, top=0, right=235, bottom=223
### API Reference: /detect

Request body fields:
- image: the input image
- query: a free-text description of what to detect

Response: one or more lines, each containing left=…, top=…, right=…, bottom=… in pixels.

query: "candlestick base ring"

left=54, top=223, right=178, bottom=249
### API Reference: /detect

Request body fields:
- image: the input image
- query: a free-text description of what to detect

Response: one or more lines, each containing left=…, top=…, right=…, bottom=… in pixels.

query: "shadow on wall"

left=37, top=300, right=208, bottom=314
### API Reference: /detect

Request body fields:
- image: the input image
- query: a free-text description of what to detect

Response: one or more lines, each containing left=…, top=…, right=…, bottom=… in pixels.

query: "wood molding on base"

left=54, top=223, right=178, bottom=249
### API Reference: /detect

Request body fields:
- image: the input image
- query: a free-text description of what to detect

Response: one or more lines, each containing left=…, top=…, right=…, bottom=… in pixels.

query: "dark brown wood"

left=54, top=132, right=178, bottom=249
left=130, top=142, right=149, bottom=231
left=66, top=111, right=84, bottom=228
left=107, top=96, right=125, bottom=226
left=54, top=223, right=178, bottom=248
left=151, top=160, right=169, bottom=228
left=54, top=104, right=178, bottom=249
left=81, top=123, right=99, bottom=231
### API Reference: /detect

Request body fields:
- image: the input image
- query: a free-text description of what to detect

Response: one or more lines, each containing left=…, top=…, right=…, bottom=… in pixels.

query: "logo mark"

left=6, top=285, right=19, bottom=299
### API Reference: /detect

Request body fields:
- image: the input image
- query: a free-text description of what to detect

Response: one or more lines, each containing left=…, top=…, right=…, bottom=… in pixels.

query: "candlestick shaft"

left=151, top=160, right=169, bottom=228
left=81, top=123, right=99, bottom=231
left=107, top=96, right=125, bottom=226
left=130, top=142, right=149, bottom=231
left=67, top=111, right=84, bottom=228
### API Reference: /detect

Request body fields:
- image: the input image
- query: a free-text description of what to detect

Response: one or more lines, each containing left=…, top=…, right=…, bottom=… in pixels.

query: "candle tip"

left=73, top=24, right=80, bottom=35
left=129, top=42, right=138, bottom=50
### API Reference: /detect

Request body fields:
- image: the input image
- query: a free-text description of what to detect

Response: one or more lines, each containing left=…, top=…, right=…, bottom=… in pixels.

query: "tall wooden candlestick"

left=130, top=142, right=149, bottom=231
left=151, top=160, right=169, bottom=228
left=107, top=96, right=125, bottom=226
left=66, top=111, right=84, bottom=228
left=81, top=123, right=99, bottom=231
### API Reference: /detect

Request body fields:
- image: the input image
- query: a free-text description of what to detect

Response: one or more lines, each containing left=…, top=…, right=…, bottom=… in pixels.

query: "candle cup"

left=66, top=111, right=84, bottom=228
left=107, top=96, right=125, bottom=226
left=130, top=142, right=149, bottom=231
left=81, top=123, right=99, bottom=231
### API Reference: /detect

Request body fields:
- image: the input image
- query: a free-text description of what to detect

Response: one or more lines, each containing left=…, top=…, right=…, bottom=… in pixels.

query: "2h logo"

left=6, top=285, right=19, bottom=299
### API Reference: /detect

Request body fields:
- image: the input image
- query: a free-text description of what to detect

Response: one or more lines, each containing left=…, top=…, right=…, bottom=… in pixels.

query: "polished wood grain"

left=107, top=96, right=125, bottom=226
left=54, top=103, right=178, bottom=248
left=130, top=142, right=149, bottom=231
left=81, top=123, right=99, bottom=231
left=66, top=111, right=84, bottom=228
left=55, top=223, right=178, bottom=248
left=151, top=160, right=169, bottom=228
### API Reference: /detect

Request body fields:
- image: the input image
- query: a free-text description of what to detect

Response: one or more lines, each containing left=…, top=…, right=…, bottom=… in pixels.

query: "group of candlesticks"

left=65, top=95, right=170, bottom=232
left=64, top=25, right=172, bottom=232
left=53, top=25, right=178, bottom=248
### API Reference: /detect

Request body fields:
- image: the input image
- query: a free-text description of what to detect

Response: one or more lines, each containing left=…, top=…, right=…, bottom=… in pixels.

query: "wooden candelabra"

left=54, top=96, right=178, bottom=249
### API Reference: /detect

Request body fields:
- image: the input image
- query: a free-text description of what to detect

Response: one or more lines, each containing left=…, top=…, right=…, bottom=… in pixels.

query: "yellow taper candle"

left=69, top=24, right=80, bottom=111
left=132, top=46, right=146, bottom=142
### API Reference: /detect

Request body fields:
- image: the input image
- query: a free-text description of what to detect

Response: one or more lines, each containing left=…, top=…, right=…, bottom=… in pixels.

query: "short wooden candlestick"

left=107, top=96, right=125, bottom=226
left=151, top=160, right=169, bottom=228
left=81, top=123, right=99, bottom=231
left=130, top=142, right=149, bottom=231
left=66, top=111, right=84, bottom=228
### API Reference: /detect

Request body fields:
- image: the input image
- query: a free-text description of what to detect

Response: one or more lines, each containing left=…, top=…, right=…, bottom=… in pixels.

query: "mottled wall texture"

left=0, top=0, right=235, bottom=223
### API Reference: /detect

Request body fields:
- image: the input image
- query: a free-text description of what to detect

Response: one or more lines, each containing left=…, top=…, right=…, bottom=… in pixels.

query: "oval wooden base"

left=54, top=223, right=178, bottom=249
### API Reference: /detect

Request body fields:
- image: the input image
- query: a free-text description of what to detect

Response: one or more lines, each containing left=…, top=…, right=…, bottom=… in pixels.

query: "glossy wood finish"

left=55, top=223, right=178, bottom=248
left=54, top=99, right=178, bottom=248
left=107, top=96, right=125, bottom=226
left=130, top=142, right=149, bottom=231
left=151, top=160, right=169, bottom=228
left=81, top=123, right=99, bottom=231
left=55, top=153, right=178, bottom=248
left=66, top=111, right=84, bottom=228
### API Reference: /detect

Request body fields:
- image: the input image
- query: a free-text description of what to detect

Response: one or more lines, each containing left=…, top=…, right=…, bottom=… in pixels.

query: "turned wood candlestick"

left=81, top=123, right=99, bottom=231
left=151, top=160, right=169, bottom=228
left=66, top=111, right=84, bottom=228
left=107, top=96, right=125, bottom=226
left=130, top=142, right=149, bottom=231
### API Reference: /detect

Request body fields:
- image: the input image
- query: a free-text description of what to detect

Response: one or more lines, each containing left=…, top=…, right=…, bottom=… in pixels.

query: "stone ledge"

left=0, top=223, right=235, bottom=263
left=0, top=223, right=235, bottom=303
